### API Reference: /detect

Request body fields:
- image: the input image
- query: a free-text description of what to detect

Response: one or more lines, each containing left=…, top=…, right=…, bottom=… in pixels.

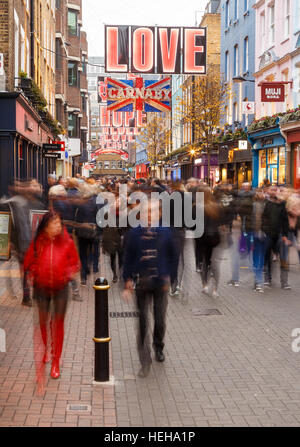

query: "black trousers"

left=135, top=285, right=168, bottom=367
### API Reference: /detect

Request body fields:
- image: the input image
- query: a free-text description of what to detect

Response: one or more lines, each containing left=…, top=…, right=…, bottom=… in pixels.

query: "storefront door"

left=267, top=164, right=278, bottom=185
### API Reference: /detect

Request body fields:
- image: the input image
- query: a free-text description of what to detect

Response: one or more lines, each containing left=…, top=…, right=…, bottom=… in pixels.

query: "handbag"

left=76, top=223, right=97, bottom=239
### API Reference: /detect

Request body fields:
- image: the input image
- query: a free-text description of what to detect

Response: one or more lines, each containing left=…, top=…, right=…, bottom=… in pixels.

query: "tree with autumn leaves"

left=177, top=66, right=230, bottom=184
left=138, top=112, right=171, bottom=172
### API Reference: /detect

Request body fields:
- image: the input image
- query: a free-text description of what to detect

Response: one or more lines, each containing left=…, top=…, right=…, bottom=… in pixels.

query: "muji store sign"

left=105, top=25, right=207, bottom=74
left=261, top=82, right=285, bottom=102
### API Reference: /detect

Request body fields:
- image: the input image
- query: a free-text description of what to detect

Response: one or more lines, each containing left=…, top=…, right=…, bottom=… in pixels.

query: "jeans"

left=229, top=231, right=253, bottom=283
left=253, top=235, right=267, bottom=286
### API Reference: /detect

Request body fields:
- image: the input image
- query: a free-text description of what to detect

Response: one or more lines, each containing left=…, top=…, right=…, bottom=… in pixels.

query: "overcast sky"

left=82, top=0, right=208, bottom=57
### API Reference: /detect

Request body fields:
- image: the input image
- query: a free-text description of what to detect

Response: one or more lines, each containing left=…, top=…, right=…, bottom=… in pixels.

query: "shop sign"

left=43, top=143, right=62, bottom=152
left=261, top=138, right=274, bottom=147
left=238, top=140, right=248, bottom=150
left=105, top=25, right=206, bottom=74
left=261, top=83, right=285, bottom=102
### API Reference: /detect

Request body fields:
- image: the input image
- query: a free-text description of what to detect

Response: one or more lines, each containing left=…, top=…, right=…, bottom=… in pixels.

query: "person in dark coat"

left=261, top=186, right=289, bottom=288
left=122, top=199, right=177, bottom=378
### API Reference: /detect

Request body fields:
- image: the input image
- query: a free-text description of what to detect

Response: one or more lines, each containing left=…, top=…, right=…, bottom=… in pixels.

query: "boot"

left=50, top=317, right=64, bottom=379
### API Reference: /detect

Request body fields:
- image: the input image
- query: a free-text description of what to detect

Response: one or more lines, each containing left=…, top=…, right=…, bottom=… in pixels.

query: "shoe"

left=212, top=290, right=219, bottom=298
left=281, top=284, right=291, bottom=290
left=169, top=288, right=179, bottom=297
left=255, top=285, right=264, bottom=293
left=264, top=281, right=271, bottom=288
left=50, top=359, right=60, bottom=379
left=138, top=365, right=151, bottom=378
left=72, top=293, right=83, bottom=302
left=202, top=286, right=209, bottom=295
left=22, top=297, right=32, bottom=307
left=227, top=280, right=239, bottom=287
left=112, top=275, right=118, bottom=283
left=155, top=349, right=165, bottom=362
left=81, top=279, right=87, bottom=286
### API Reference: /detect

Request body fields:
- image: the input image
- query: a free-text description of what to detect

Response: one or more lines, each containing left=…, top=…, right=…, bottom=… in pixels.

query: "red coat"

left=24, top=227, right=80, bottom=292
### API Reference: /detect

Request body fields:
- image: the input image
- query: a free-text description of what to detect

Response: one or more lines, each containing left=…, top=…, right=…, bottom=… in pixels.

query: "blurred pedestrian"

left=122, top=199, right=177, bottom=378
left=24, top=211, right=80, bottom=385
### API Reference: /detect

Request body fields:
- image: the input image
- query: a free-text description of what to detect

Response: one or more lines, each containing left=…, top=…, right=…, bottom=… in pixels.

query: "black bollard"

left=93, top=277, right=110, bottom=382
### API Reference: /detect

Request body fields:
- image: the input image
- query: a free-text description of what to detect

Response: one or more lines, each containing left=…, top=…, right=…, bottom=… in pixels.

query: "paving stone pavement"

left=1, top=239, right=300, bottom=427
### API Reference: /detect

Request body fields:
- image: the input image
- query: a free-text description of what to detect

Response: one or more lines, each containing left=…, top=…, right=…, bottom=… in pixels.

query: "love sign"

left=105, top=25, right=206, bottom=75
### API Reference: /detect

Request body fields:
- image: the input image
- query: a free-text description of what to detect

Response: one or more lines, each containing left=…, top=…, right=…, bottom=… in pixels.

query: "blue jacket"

left=123, top=226, right=177, bottom=285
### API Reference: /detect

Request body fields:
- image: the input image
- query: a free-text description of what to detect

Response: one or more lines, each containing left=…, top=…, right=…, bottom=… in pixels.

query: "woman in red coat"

left=24, top=211, right=80, bottom=382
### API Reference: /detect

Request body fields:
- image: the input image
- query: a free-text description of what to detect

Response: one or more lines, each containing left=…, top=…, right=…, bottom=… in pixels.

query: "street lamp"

left=232, top=76, right=255, bottom=83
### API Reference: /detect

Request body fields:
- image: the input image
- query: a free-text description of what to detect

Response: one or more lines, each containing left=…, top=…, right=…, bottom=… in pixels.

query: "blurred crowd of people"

left=1, top=173, right=300, bottom=380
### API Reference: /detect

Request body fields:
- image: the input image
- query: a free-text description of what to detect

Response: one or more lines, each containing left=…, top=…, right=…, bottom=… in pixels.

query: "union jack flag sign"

left=106, top=77, right=171, bottom=113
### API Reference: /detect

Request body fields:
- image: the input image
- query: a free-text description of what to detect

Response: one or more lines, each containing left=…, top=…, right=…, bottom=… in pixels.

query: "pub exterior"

left=0, top=92, right=55, bottom=197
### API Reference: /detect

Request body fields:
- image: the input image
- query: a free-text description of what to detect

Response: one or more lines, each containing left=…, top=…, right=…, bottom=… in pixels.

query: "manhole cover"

left=110, top=311, right=139, bottom=318
left=192, top=309, right=222, bottom=316
left=67, top=404, right=91, bottom=412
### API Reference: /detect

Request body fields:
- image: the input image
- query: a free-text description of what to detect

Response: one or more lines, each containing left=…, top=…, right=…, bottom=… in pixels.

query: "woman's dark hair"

left=34, top=211, right=62, bottom=246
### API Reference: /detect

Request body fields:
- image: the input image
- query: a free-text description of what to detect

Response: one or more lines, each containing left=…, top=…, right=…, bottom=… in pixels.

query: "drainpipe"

left=30, top=0, right=34, bottom=79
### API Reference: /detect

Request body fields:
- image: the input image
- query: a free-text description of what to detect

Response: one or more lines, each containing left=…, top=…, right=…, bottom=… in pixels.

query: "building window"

left=68, top=62, right=78, bottom=86
left=234, top=45, right=239, bottom=76
left=68, top=113, right=78, bottom=138
left=261, top=12, right=266, bottom=51
left=118, top=161, right=123, bottom=169
left=82, top=55, right=86, bottom=74
left=68, top=10, right=78, bottom=36
left=284, top=0, right=290, bottom=37
left=234, top=0, right=239, bottom=21
left=91, top=118, right=97, bottom=126
left=225, top=51, right=229, bottom=81
left=225, top=0, right=229, bottom=28
left=244, top=0, right=249, bottom=12
left=81, top=93, right=86, bottom=113
left=91, top=132, right=97, bottom=140
left=233, top=102, right=238, bottom=122
left=55, top=39, right=62, bottom=69
left=243, top=37, right=249, bottom=73
left=269, top=3, right=275, bottom=46
left=104, top=161, right=110, bottom=169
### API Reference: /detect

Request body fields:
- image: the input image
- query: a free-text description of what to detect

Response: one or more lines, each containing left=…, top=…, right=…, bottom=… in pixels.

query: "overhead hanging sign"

left=105, top=25, right=206, bottom=74
left=106, top=77, right=171, bottom=112
left=261, top=83, right=285, bottom=102
left=99, top=107, right=146, bottom=127
left=92, top=148, right=129, bottom=159
left=242, top=101, right=255, bottom=114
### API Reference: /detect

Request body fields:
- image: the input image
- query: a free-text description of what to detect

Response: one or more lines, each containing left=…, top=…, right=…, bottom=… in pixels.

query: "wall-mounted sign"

left=43, top=143, right=62, bottom=152
left=261, top=138, right=274, bottom=147
left=261, top=83, right=285, bottom=102
left=106, top=77, right=171, bottom=112
left=238, top=140, right=248, bottom=150
left=242, top=101, right=255, bottom=114
left=105, top=25, right=206, bottom=74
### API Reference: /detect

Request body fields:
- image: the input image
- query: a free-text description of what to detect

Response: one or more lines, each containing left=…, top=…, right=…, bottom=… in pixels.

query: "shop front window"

left=259, top=149, right=267, bottom=186
left=278, top=147, right=286, bottom=185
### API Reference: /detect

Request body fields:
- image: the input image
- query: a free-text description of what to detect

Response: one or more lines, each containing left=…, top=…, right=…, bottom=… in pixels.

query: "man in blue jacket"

left=122, top=199, right=177, bottom=378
